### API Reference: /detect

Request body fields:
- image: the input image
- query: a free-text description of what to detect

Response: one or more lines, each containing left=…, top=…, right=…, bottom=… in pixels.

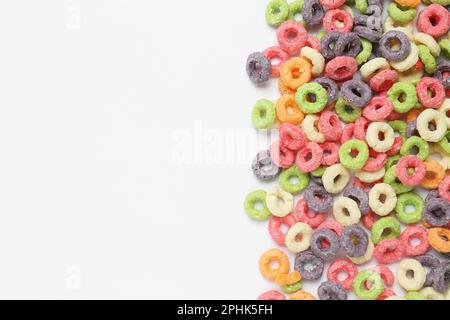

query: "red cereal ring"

left=386, top=136, right=403, bottom=156
left=372, top=264, right=395, bottom=287
left=277, top=20, right=308, bottom=56
left=417, top=4, right=450, bottom=38
left=319, top=111, right=342, bottom=142
left=400, top=226, right=430, bottom=257
left=340, top=123, right=356, bottom=144
left=280, top=123, right=307, bottom=151
left=416, top=77, right=446, bottom=109
left=294, top=198, right=327, bottom=228
left=325, top=56, right=357, bottom=81
left=373, top=239, right=404, bottom=264
left=304, top=36, right=320, bottom=51
left=295, top=142, right=323, bottom=173
left=270, top=141, right=295, bottom=169
left=319, top=0, right=345, bottom=9
left=258, top=290, right=286, bottom=300
left=263, top=46, right=290, bottom=77
left=438, top=176, right=450, bottom=202
left=369, top=69, right=399, bottom=93
left=363, top=149, right=388, bottom=172
left=323, top=9, right=353, bottom=33
left=362, top=211, right=381, bottom=230
left=320, top=142, right=340, bottom=166
left=268, top=214, right=298, bottom=246
left=353, top=117, right=371, bottom=142
left=396, top=155, right=426, bottom=187
left=363, top=96, right=394, bottom=122
left=377, top=288, right=396, bottom=300
left=317, top=219, right=344, bottom=236
left=327, top=259, right=358, bottom=291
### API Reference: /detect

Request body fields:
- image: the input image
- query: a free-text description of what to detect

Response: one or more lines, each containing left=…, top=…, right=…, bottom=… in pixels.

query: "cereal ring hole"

left=270, top=260, right=281, bottom=270
left=254, top=201, right=264, bottom=211
left=337, top=271, right=348, bottom=282
left=378, top=193, right=387, bottom=204
left=425, top=170, right=436, bottom=180
left=406, top=270, right=415, bottom=279
left=388, top=38, right=401, bottom=52
left=295, top=233, right=304, bottom=242
left=381, top=228, right=392, bottom=238
left=427, top=120, right=437, bottom=131
left=280, top=224, right=290, bottom=234
left=409, top=237, right=421, bottom=247
left=289, top=175, right=300, bottom=185
left=378, top=131, right=386, bottom=141
left=405, top=204, right=416, bottom=214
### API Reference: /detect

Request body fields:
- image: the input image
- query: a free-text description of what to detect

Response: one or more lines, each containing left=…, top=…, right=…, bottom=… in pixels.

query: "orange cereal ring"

left=406, top=107, right=425, bottom=123
left=275, top=271, right=302, bottom=286
left=259, top=248, right=290, bottom=281
left=280, top=58, right=312, bottom=91
left=421, top=160, right=445, bottom=189
left=289, top=290, right=316, bottom=300
left=428, top=228, right=450, bottom=253
left=279, top=80, right=296, bottom=95
left=394, top=0, right=420, bottom=8
left=276, top=94, right=305, bottom=125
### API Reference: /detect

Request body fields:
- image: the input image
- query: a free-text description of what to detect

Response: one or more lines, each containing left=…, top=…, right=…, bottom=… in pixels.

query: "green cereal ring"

left=387, top=3, right=416, bottom=24
left=400, top=136, right=430, bottom=160
left=422, top=0, right=432, bottom=3
left=384, top=165, right=413, bottom=194
left=311, top=166, right=326, bottom=177
left=316, top=31, right=326, bottom=41
left=345, top=0, right=355, bottom=5
left=395, top=192, right=424, bottom=224
left=265, top=0, right=289, bottom=27
left=388, top=82, right=418, bottom=114
left=386, top=155, right=401, bottom=170
left=279, top=165, right=310, bottom=194
left=339, top=139, right=369, bottom=170
left=388, top=120, right=407, bottom=138
left=295, top=82, right=328, bottom=114
left=244, top=190, right=271, bottom=221
left=335, top=98, right=362, bottom=123
left=439, top=39, right=450, bottom=59
left=417, top=45, right=437, bottom=74
left=355, top=0, right=368, bottom=14
left=281, top=281, right=303, bottom=294
left=356, top=38, right=373, bottom=65
left=288, top=0, right=304, bottom=22
left=405, top=291, right=425, bottom=300
left=437, top=131, right=450, bottom=155
left=430, top=0, right=450, bottom=5
left=251, top=99, right=276, bottom=129
left=353, top=271, right=384, bottom=300
left=371, top=217, right=401, bottom=244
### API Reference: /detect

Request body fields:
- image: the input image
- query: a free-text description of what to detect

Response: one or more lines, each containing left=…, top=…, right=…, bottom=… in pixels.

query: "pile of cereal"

left=245, top=0, right=450, bottom=300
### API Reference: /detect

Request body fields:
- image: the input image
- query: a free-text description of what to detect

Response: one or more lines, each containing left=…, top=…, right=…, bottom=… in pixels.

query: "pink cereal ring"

left=416, top=77, right=445, bottom=109
left=386, top=136, right=403, bottom=156
left=268, top=214, right=298, bottom=246
left=340, top=123, right=356, bottom=144
left=372, top=264, right=395, bottom=287
left=295, top=142, right=323, bottom=173
left=258, top=290, right=286, bottom=300
left=400, top=226, right=430, bottom=257
left=362, top=211, right=381, bottom=230
left=412, top=59, right=424, bottom=72
left=353, top=117, right=371, bottom=141
left=438, top=176, right=450, bottom=202
left=304, top=36, right=321, bottom=51
left=319, top=111, right=342, bottom=142
left=317, top=219, right=344, bottom=236
left=377, top=288, right=396, bottom=300
left=294, top=199, right=327, bottom=229
left=363, top=96, right=394, bottom=122
left=374, top=239, right=404, bottom=264
left=280, top=123, right=307, bottom=151
left=363, top=149, right=388, bottom=172
left=396, top=155, right=426, bottom=187
left=369, top=69, right=398, bottom=93
left=263, top=46, right=289, bottom=77
left=417, top=4, right=450, bottom=38
left=319, top=0, right=345, bottom=10
left=277, top=20, right=307, bottom=56
left=323, top=9, right=353, bottom=33
left=325, top=56, right=357, bottom=81
left=327, top=259, right=358, bottom=291
left=270, top=141, right=295, bottom=169
left=320, top=142, right=340, bottom=166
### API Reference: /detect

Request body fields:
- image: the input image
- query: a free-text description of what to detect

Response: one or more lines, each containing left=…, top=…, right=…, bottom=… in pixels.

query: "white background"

left=0, top=0, right=439, bottom=299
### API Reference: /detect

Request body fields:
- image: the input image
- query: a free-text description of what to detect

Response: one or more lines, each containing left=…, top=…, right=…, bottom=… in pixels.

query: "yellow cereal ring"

left=259, top=248, right=290, bottom=281
left=275, top=271, right=302, bottom=286
left=289, top=290, right=316, bottom=300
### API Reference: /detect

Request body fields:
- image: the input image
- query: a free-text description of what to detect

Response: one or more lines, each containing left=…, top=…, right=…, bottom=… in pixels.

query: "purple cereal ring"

left=304, top=184, right=333, bottom=212
left=425, top=189, right=440, bottom=203
left=415, top=254, right=441, bottom=287
left=340, top=79, right=373, bottom=108
left=310, top=228, right=341, bottom=261
left=343, top=186, right=370, bottom=215
left=424, top=198, right=450, bottom=227
left=313, top=77, right=339, bottom=105
left=354, top=14, right=369, bottom=26
left=320, top=31, right=342, bottom=60
left=318, top=281, right=348, bottom=300
left=302, top=0, right=325, bottom=27
left=434, top=59, right=450, bottom=89
left=335, top=32, right=362, bottom=58
left=354, top=25, right=382, bottom=43
left=433, top=261, right=450, bottom=293
left=340, top=225, right=369, bottom=258
left=379, top=30, right=411, bottom=62
left=406, top=120, right=419, bottom=138
left=246, top=52, right=271, bottom=84
left=294, top=251, right=325, bottom=280
left=252, top=150, right=281, bottom=181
